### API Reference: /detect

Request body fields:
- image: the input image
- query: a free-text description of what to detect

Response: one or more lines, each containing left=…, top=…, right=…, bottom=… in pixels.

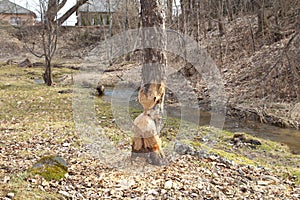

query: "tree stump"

left=96, top=83, right=105, bottom=96
left=132, top=82, right=166, bottom=165
left=18, top=58, right=32, bottom=68
left=132, top=112, right=164, bottom=165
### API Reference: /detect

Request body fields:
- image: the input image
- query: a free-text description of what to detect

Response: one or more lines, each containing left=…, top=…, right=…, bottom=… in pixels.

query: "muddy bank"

left=228, top=104, right=300, bottom=130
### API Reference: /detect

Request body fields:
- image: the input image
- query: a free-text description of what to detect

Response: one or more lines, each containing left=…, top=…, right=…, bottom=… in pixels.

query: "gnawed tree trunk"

left=132, top=0, right=166, bottom=165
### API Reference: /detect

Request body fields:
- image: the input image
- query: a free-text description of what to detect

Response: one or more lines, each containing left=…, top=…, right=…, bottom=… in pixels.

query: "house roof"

left=0, top=0, right=36, bottom=16
left=78, top=0, right=120, bottom=13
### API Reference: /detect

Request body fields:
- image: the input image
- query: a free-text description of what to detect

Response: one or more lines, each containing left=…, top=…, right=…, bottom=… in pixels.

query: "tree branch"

left=57, top=0, right=68, bottom=11
left=56, top=0, right=88, bottom=26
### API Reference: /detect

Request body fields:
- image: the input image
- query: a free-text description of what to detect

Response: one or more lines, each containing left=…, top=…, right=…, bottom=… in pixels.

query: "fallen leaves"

left=0, top=65, right=299, bottom=199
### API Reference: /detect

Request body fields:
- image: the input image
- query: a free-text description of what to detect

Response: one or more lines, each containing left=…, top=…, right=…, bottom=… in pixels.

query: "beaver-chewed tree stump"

left=132, top=113, right=164, bottom=165
left=133, top=0, right=167, bottom=165
left=131, top=82, right=166, bottom=166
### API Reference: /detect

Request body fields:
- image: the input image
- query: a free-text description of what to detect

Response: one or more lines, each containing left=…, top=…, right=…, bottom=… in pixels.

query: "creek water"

left=103, top=87, right=300, bottom=154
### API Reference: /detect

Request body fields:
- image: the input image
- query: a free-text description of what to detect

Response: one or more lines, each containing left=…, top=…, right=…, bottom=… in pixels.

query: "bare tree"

left=24, top=0, right=88, bottom=86
left=180, top=0, right=188, bottom=34
left=167, top=0, right=173, bottom=24
left=217, top=0, right=225, bottom=36
left=33, top=0, right=58, bottom=86
left=132, top=0, right=166, bottom=165
left=254, top=0, right=269, bottom=34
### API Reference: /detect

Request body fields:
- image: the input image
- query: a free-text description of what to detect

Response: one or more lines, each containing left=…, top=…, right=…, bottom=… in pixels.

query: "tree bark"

left=180, top=0, right=188, bottom=34
left=207, top=0, right=213, bottom=31
left=124, top=0, right=130, bottom=61
left=217, top=0, right=225, bottom=36
left=40, top=1, right=58, bottom=86
left=195, top=1, right=201, bottom=42
left=253, top=0, right=268, bottom=34
left=226, top=0, right=234, bottom=21
left=167, top=0, right=173, bottom=24
left=132, top=0, right=166, bottom=165
left=43, top=59, right=53, bottom=86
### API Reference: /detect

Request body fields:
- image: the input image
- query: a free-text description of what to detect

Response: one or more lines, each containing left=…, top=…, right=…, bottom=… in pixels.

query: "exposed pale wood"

left=138, top=82, right=165, bottom=112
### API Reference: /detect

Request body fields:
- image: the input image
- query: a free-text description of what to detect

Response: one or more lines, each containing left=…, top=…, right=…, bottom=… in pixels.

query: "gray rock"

left=6, top=192, right=15, bottom=199
left=30, top=155, right=68, bottom=181
left=174, top=142, right=194, bottom=155
left=164, top=180, right=173, bottom=189
left=59, top=190, right=70, bottom=197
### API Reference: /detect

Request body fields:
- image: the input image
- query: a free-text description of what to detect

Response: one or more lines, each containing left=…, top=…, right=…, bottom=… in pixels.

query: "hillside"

left=174, top=14, right=299, bottom=129
left=206, top=15, right=299, bottom=129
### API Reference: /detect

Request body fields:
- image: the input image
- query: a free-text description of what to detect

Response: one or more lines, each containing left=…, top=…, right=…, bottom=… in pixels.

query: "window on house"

left=10, top=17, right=21, bottom=25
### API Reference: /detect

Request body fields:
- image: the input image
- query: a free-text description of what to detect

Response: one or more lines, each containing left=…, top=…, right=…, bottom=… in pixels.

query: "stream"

left=103, top=87, right=300, bottom=154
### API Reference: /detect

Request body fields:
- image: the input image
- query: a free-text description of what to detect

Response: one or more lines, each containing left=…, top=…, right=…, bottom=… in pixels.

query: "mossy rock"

left=29, top=156, right=68, bottom=181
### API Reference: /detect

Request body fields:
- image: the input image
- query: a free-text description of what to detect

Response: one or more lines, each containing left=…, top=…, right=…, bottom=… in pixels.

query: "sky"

left=13, top=0, right=78, bottom=25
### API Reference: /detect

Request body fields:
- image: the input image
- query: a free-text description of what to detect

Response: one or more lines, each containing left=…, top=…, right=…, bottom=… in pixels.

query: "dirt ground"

left=0, top=65, right=299, bottom=199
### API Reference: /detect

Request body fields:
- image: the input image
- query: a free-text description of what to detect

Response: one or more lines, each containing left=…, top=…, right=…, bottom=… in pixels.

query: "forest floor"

left=0, top=65, right=299, bottom=199
left=0, top=14, right=299, bottom=199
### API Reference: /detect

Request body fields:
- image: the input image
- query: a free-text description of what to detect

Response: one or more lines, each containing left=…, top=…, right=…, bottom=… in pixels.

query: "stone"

left=161, top=189, right=167, bottom=194
left=62, top=142, right=71, bottom=147
left=148, top=189, right=158, bottom=195
left=59, top=190, right=70, bottom=197
left=3, top=176, right=10, bottom=183
left=174, top=142, right=193, bottom=155
left=191, top=193, right=198, bottom=197
left=164, top=180, right=173, bottom=189
left=6, top=193, right=15, bottom=199
left=29, top=155, right=68, bottom=181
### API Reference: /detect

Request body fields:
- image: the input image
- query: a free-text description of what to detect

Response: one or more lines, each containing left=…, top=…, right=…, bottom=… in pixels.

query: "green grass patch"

left=3, top=172, right=62, bottom=200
